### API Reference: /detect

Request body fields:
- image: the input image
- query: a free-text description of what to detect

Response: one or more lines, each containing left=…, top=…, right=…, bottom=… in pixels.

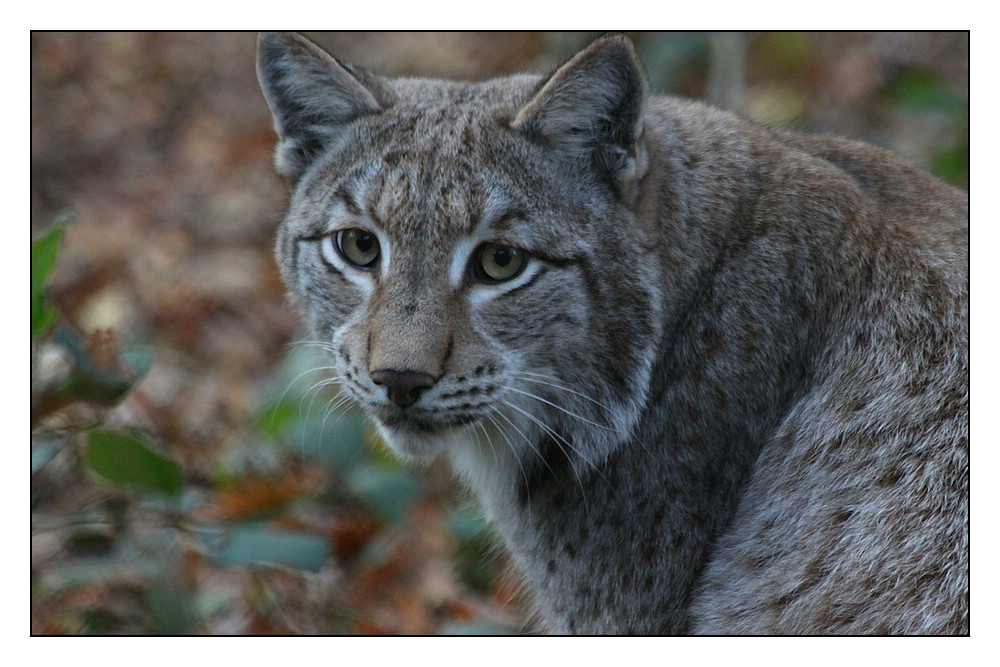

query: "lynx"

left=256, top=32, right=969, bottom=634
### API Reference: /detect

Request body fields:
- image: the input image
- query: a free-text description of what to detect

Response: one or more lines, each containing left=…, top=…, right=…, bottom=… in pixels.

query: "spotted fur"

left=257, top=32, right=969, bottom=634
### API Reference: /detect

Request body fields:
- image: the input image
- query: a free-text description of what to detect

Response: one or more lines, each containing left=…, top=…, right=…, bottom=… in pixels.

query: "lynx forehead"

left=258, top=32, right=969, bottom=634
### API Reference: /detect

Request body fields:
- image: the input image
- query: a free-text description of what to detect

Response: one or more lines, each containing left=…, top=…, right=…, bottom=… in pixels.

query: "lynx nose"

left=370, top=369, right=436, bottom=408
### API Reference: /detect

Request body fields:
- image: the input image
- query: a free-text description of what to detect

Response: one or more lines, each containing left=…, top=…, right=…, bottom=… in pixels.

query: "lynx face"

left=260, top=33, right=662, bottom=481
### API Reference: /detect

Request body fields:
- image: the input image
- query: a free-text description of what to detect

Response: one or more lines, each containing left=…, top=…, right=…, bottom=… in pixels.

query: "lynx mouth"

left=376, top=408, right=480, bottom=434
left=372, top=408, right=484, bottom=461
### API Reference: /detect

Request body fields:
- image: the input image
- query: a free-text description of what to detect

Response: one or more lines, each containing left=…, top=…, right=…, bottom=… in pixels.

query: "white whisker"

left=506, top=386, right=616, bottom=432
left=512, top=370, right=617, bottom=417
left=485, top=411, right=533, bottom=517
left=489, top=409, right=547, bottom=472
left=472, top=419, right=499, bottom=469
left=500, top=399, right=596, bottom=506
left=266, top=360, right=339, bottom=432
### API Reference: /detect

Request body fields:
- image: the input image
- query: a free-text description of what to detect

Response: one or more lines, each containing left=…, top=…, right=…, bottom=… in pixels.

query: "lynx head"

left=257, top=32, right=662, bottom=496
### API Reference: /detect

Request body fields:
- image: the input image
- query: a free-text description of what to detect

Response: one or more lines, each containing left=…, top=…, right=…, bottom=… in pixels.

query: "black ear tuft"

left=512, top=34, right=649, bottom=196
left=256, top=32, right=386, bottom=184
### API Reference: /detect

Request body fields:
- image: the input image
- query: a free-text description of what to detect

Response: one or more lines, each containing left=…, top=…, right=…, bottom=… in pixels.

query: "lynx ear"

left=512, top=34, right=648, bottom=196
left=256, top=32, right=386, bottom=183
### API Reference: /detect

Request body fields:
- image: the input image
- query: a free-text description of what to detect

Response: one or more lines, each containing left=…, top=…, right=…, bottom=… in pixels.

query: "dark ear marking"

left=256, top=32, right=389, bottom=184
left=511, top=34, right=649, bottom=197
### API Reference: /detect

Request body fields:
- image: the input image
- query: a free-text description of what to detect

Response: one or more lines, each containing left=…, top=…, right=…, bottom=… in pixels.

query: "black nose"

left=370, top=369, right=436, bottom=408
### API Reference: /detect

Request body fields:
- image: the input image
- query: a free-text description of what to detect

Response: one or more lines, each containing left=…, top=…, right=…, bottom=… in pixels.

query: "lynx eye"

left=334, top=228, right=380, bottom=269
left=473, top=242, right=527, bottom=282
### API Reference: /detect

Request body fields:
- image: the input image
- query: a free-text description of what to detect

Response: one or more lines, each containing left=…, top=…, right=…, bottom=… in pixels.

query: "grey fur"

left=257, top=32, right=969, bottom=634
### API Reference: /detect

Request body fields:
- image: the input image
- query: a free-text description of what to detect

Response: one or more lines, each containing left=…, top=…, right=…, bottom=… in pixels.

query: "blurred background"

left=31, top=32, right=969, bottom=635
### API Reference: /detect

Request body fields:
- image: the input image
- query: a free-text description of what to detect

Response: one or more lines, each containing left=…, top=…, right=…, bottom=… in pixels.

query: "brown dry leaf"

left=330, top=513, right=382, bottom=561
left=216, top=467, right=329, bottom=520
left=441, top=597, right=478, bottom=622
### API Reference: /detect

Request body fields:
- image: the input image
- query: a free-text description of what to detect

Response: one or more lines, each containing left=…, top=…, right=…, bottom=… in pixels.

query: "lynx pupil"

left=337, top=228, right=380, bottom=268
left=476, top=242, right=525, bottom=282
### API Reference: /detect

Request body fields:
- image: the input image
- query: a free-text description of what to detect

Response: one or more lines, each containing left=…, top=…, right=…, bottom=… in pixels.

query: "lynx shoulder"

left=257, top=32, right=969, bottom=634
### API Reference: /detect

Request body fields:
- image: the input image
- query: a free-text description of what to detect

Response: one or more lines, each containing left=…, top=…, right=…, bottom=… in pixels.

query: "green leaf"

left=50, top=327, right=152, bottom=406
left=888, top=67, right=962, bottom=114
left=147, top=585, right=198, bottom=635
left=933, top=133, right=969, bottom=188
left=31, top=218, right=66, bottom=295
left=31, top=298, right=58, bottom=339
left=345, top=463, right=419, bottom=523
left=31, top=214, right=70, bottom=338
left=203, top=524, right=329, bottom=571
left=86, top=429, right=184, bottom=497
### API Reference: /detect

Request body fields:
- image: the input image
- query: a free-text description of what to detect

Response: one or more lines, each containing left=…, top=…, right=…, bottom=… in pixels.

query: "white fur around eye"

left=320, top=235, right=341, bottom=268
left=452, top=234, right=541, bottom=304
left=468, top=256, right=542, bottom=307
left=319, top=233, right=382, bottom=292
left=450, top=238, right=479, bottom=287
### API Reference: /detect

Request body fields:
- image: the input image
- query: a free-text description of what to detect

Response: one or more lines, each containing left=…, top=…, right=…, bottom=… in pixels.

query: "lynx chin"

left=257, top=32, right=969, bottom=634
